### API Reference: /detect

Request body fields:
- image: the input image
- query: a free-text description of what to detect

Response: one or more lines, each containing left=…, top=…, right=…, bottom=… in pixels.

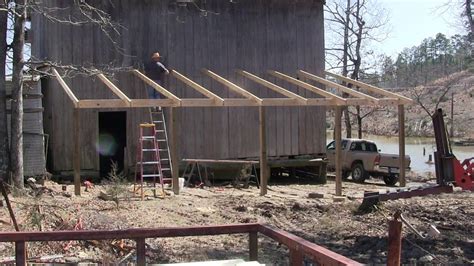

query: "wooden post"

left=259, top=106, right=268, bottom=196
left=15, top=241, right=26, bottom=266
left=335, top=106, right=342, bottom=196
left=289, top=247, right=303, bottom=266
left=387, top=216, right=402, bottom=266
left=169, top=107, right=180, bottom=195
left=398, top=105, right=406, bottom=187
left=73, top=108, right=81, bottom=196
left=249, top=231, right=258, bottom=261
left=136, top=238, right=146, bottom=265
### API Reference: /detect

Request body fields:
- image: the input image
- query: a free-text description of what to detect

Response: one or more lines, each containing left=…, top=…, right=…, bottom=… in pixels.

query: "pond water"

left=326, top=134, right=474, bottom=174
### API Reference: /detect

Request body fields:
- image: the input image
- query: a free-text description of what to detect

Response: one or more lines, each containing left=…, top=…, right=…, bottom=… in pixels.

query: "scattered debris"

left=333, top=196, right=346, bottom=202
left=308, top=192, right=324, bottom=199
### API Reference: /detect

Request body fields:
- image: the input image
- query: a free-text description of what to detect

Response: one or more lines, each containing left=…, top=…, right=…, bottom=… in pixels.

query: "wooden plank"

left=306, top=99, right=337, bottom=106
left=269, top=70, right=346, bottom=105
left=239, top=70, right=307, bottom=104
left=335, top=106, right=342, bottom=196
left=130, top=99, right=179, bottom=108
left=223, top=99, right=258, bottom=107
left=169, top=107, right=179, bottom=195
left=73, top=109, right=81, bottom=196
left=132, top=69, right=181, bottom=103
left=182, top=159, right=260, bottom=164
left=345, top=98, right=377, bottom=106
left=180, top=98, right=217, bottom=107
left=298, top=70, right=379, bottom=104
left=398, top=105, right=406, bottom=187
left=136, top=238, right=146, bottom=266
left=203, top=69, right=263, bottom=104
left=325, top=71, right=413, bottom=104
left=377, top=98, right=400, bottom=106
left=77, top=99, right=130, bottom=109
left=15, top=241, right=26, bottom=266
left=249, top=231, right=258, bottom=261
left=96, top=74, right=132, bottom=106
left=259, top=106, right=268, bottom=196
left=171, top=70, right=224, bottom=105
left=51, top=68, right=79, bottom=107
left=262, top=98, right=299, bottom=106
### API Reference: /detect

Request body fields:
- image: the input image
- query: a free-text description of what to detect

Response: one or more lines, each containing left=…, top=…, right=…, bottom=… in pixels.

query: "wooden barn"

left=31, top=0, right=327, bottom=177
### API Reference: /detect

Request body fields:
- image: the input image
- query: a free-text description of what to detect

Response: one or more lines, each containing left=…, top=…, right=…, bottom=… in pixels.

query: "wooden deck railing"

left=0, top=223, right=362, bottom=266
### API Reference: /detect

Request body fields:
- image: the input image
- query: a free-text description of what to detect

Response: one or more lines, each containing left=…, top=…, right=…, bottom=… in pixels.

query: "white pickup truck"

left=326, top=139, right=411, bottom=186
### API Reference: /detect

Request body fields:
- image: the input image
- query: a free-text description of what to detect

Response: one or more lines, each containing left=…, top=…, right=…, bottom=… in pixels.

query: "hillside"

left=360, top=71, right=474, bottom=139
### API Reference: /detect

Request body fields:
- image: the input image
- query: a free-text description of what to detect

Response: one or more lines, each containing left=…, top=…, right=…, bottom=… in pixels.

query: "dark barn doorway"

left=98, top=112, right=126, bottom=178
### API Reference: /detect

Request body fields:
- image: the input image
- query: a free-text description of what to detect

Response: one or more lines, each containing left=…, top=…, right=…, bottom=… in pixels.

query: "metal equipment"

left=360, top=109, right=473, bottom=209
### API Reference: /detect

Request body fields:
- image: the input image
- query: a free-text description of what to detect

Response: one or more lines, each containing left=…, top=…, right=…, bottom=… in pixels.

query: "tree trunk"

left=467, top=0, right=473, bottom=36
left=342, top=0, right=352, bottom=138
left=11, top=0, right=27, bottom=190
left=0, top=2, right=9, bottom=182
left=356, top=106, right=362, bottom=139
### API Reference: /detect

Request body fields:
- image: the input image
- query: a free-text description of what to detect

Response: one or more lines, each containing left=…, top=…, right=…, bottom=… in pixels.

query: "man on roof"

left=144, top=52, right=170, bottom=99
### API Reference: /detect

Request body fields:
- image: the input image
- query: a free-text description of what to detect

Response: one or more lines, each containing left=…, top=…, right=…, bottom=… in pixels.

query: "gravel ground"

left=0, top=177, right=473, bottom=265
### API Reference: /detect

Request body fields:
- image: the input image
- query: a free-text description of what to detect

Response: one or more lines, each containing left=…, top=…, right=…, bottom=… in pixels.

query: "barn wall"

left=32, top=0, right=326, bottom=173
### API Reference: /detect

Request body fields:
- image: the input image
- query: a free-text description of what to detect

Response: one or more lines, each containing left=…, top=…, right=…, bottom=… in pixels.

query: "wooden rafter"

left=269, top=71, right=346, bottom=105
left=325, top=71, right=413, bottom=104
left=132, top=70, right=181, bottom=103
left=97, top=74, right=132, bottom=106
left=51, top=68, right=79, bottom=108
left=171, top=70, right=225, bottom=105
left=202, top=69, right=263, bottom=105
left=238, top=70, right=307, bottom=104
left=298, top=70, right=379, bottom=105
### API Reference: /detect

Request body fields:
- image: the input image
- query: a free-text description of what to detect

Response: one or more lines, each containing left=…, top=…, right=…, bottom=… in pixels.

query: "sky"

left=374, top=0, right=465, bottom=57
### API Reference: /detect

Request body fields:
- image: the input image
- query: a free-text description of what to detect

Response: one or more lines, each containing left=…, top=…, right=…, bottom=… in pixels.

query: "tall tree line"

left=378, top=33, right=472, bottom=88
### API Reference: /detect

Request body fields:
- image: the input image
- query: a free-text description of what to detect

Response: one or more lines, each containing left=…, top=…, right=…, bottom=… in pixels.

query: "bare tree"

left=11, top=0, right=27, bottom=189
left=0, top=1, right=9, bottom=184
left=5, top=0, right=124, bottom=190
left=325, top=0, right=389, bottom=138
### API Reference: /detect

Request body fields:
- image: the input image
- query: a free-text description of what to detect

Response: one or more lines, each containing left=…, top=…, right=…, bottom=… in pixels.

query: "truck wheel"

left=383, top=175, right=398, bottom=186
left=351, top=163, right=368, bottom=183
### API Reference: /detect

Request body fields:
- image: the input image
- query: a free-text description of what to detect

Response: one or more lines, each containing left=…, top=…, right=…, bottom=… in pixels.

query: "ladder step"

left=155, top=130, right=165, bottom=133
left=159, top=149, right=168, bottom=151
left=138, top=161, right=160, bottom=165
left=142, top=174, right=161, bottom=178
left=157, top=139, right=167, bottom=142
left=141, top=136, right=155, bottom=139
left=142, top=149, right=158, bottom=152
left=161, top=168, right=171, bottom=171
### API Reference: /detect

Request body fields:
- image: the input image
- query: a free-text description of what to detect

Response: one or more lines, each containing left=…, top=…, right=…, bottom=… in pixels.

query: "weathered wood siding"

left=32, top=0, right=326, bottom=173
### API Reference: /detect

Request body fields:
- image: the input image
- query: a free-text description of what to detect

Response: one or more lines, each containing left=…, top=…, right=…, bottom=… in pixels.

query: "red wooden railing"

left=0, top=223, right=362, bottom=266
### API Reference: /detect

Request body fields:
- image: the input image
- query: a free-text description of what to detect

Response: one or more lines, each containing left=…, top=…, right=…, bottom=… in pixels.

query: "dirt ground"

left=0, top=176, right=473, bottom=265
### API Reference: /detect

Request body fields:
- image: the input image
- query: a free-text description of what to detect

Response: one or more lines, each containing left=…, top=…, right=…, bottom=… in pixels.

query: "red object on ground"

left=454, top=157, right=473, bottom=191
left=83, top=181, right=94, bottom=191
